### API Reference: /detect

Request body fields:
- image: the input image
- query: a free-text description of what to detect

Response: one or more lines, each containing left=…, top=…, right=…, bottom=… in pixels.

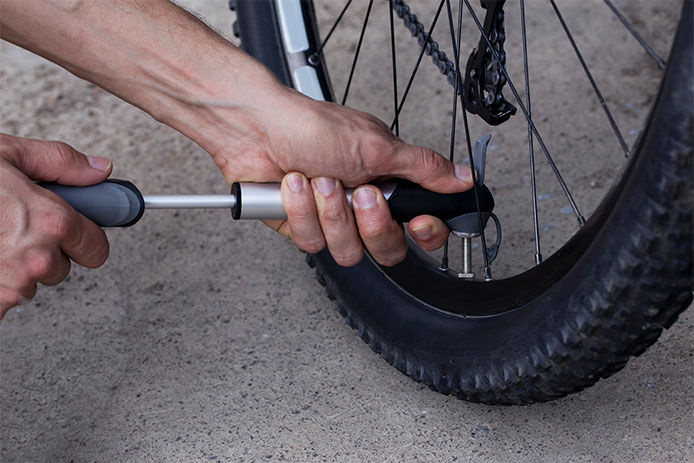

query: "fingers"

left=0, top=205, right=106, bottom=316
left=280, top=172, right=326, bottom=253
left=279, top=173, right=449, bottom=265
left=23, top=246, right=72, bottom=287
left=0, top=133, right=112, bottom=184
left=311, top=177, right=363, bottom=267
left=0, top=248, right=70, bottom=319
left=40, top=200, right=110, bottom=269
left=352, top=185, right=407, bottom=266
left=390, top=143, right=474, bottom=194
left=280, top=173, right=406, bottom=266
left=408, top=215, right=450, bottom=251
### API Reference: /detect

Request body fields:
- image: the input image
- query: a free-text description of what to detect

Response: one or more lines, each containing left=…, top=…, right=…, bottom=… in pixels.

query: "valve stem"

left=458, top=237, right=475, bottom=279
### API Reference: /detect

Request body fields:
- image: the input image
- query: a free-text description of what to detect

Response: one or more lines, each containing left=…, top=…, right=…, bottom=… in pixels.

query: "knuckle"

left=47, top=260, right=71, bottom=286
left=362, top=138, right=395, bottom=174
left=365, top=135, right=391, bottom=156
left=360, top=222, right=390, bottom=242
left=26, top=249, right=56, bottom=279
left=333, top=248, right=363, bottom=267
left=361, top=112, right=392, bottom=135
left=47, top=210, right=74, bottom=242
left=319, top=203, right=349, bottom=226
left=357, top=213, right=396, bottom=244
left=376, top=247, right=408, bottom=267
left=85, top=237, right=110, bottom=268
left=418, top=147, right=447, bottom=173
left=286, top=203, right=315, bottom=221
left=49, top=141, right=77, bottom=165
left=297, top=237, right=326, bottom=254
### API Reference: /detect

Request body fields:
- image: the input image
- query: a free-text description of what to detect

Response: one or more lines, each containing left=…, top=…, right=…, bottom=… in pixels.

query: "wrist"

left=150, top=43, right=290, bottom=159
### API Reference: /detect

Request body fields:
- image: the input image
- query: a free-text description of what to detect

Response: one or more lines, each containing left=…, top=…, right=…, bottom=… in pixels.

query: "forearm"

left=0, top=0, right=286, bottom=156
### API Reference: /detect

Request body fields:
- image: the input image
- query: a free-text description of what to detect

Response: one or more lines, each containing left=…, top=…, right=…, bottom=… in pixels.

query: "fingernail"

left=314, top=177, right=336, bottom=196
left=411, top=225, right=432, bottom=240
left=353, top=188, right=377, bottom=209
left=287, top=173, right=304, bottom=193
left=454, top=164, right=473, bottom=184
left=87, top=155, right=111, bottom=171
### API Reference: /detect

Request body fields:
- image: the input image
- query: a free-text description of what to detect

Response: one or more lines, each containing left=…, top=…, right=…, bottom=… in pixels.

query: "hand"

left=0, top=134, right=112, bottom=318
left=208, top=87, right=474, bottom=267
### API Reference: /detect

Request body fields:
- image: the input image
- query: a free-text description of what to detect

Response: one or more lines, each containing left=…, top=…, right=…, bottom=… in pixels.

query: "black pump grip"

left=386, top=180, right=495, bottom=223
left=37, top=179, right=145, bottom=227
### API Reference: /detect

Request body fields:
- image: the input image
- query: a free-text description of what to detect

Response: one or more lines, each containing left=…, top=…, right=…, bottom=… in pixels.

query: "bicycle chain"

left=392, top=0, right=515, bottom=125
left=392, top=0, right=460, bottom=88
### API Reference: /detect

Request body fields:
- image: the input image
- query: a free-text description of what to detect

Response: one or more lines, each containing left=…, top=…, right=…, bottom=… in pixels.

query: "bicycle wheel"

left=234, top=0, right=693, bottom=404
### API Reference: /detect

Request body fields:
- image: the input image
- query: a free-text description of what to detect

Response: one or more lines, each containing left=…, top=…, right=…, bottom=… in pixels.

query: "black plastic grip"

left=37, top=179, right=145, bottom=227
left=386, top=180, right=495, bottom=223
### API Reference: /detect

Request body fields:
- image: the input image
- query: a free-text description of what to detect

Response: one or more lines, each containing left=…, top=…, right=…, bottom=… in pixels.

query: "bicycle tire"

left=235, top=0, right=693, bottom=404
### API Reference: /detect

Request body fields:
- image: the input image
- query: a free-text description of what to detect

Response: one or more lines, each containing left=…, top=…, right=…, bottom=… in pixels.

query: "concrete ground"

left=1, top=1, right=691, bottom=462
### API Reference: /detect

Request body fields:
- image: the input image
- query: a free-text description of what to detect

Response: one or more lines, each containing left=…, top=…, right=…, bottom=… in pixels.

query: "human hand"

left=207, top=86, right=474, bottom=267
left=0, top=134, right=112, bottom=318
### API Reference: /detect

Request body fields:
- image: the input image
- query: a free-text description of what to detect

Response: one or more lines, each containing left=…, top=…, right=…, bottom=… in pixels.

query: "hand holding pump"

left=37, top=135, right=500, bottom=262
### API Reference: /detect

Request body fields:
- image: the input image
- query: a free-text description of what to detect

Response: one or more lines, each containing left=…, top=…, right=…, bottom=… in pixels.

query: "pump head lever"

left=473, top=133, right=492, bottom=186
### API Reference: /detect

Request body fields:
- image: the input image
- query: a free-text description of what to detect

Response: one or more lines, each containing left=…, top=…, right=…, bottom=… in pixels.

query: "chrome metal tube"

left=144, top=195, right=236, bottom=209
left=143, top=182, right=397, bottom=220
left=235, top=183, right=285, bottom=219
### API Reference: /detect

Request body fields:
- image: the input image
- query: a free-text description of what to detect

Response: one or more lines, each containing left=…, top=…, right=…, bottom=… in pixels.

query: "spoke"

left=440, top=0, right=461, bottom=271
left=445, top=0, right=462, bottom=164
left=549, top=0, right=630, bottom=158
left=389, top=0, right=399, bottom=137
left=520, top=0, right=542, bottom=265
left=447, top=0, right=492, bottom=278
left=313, top=0, right=354, bottom=60
left=440, top=241, right=450, bottom=271
left=463, top=0, right=585, bottom=226
left=342, top=0, right=374, bottom=105
left=440, top=0, right=462, bottom=272
left=603, top=0, right=665, bottom=70
left=390, top=0, right=446, bottom=130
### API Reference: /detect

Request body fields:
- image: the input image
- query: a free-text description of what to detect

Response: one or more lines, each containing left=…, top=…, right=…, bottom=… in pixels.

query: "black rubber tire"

left=236, top=0, right=693, bottom=404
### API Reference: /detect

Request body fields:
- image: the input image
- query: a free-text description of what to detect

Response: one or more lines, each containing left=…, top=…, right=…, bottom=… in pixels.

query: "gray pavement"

left=1, top=1, right=692, bottom=462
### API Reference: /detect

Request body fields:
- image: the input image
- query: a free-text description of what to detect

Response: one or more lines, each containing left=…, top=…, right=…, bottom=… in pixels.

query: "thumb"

left=1, top=134, right=112, bottom=185
left=390, top=143, right=474, bottom=193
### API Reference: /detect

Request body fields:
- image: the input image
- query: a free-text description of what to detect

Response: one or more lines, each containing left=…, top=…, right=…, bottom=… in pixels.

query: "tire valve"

left=458, top=236, right=475, bottom=279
